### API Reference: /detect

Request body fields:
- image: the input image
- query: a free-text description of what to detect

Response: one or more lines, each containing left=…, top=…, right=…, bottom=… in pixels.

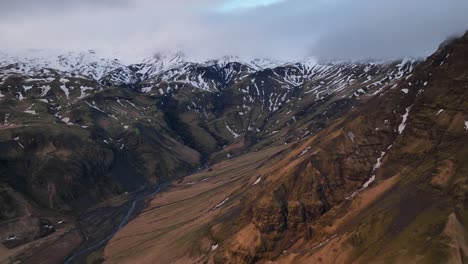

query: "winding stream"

left=64, top=185, right=162, bottom=264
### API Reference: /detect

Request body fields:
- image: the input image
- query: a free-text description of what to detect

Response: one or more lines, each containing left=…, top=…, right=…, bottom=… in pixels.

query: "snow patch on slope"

left=225, top=123, right=240, bottom=138
left=398, top=106, right=412, bottom=134
left=253, top=177, right=262, bottom=185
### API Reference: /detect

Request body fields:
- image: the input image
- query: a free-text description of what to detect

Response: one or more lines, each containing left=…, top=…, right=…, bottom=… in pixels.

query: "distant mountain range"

left=0, top=49, right=417, bottom=89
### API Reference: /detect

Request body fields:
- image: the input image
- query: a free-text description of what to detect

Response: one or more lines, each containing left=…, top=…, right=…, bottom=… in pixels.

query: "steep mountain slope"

left=0, top=47, right=422, bottom=262
left=263, top=31, right=468, bottom=264
left=103, top=33, right=468, bottom=264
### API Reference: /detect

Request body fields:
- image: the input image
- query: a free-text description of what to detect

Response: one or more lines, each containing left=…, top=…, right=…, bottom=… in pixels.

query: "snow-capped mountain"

left=0, top=50, right=128, bottom=80
left=0, top=49, right=420, bottom=137
left=0, top=50, right=420, bottom=96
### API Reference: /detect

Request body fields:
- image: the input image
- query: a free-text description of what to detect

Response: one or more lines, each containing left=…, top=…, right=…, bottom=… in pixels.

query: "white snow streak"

left=299, top=147, right=311, bottom=157
left=60, top=85, right=70, bottom=99
left=225, top=123, right=240, bottom=138
left=40, top=85, right=51, bottom=97
left=398, top=106, right=412, bottom=134
left=215, top=198, right=229, bottom=209
left=373, top=151, right=386, bottom=171
left=79, top=86, right=94, bottom=99
left=253, top=177, right=262, bottom=185
left=141, top=87, right=152, bottom=93
left=348, top=131, right=355, bottom=143
left=346, top=148, right=390, bottom=200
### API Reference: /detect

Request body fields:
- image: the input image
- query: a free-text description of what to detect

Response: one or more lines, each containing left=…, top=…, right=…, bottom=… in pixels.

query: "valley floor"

left=104, top=145, right=289, bottom=264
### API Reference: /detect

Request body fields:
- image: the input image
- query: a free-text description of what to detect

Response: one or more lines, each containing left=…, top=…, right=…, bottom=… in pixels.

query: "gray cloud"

left=0, top=0, right=128, bottom=19
left=308, top=0, right=468, bottom=60
left=0, top=0, right=467, bottom=62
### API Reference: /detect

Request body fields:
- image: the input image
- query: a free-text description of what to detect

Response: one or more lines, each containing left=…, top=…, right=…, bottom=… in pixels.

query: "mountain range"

left=0, top=32, right=467, bottom=264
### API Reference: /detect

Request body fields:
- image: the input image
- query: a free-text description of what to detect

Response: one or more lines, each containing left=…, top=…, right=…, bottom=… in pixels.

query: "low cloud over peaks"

left=0, top=0, right=467, bottom=62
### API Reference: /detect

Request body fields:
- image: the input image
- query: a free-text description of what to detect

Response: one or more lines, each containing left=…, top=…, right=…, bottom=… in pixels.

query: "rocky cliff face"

left=211, top=32, right=468, bottom=264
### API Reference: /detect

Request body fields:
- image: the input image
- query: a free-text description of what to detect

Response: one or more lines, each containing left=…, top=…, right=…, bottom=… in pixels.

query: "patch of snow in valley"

left=299, top=147, right=311, bottom=157
left=465, top=120, right=468, bottom=131
left=23, top=109, right=37, bottom=115
left=23, top=85, right=33, bottom=92
left=13, top=137, right=25, bottom=149
left=362, top=150, right=388, bottom=189
left=311, top=234, right=338, bottom=250
left=398, top=106, right=412, bottom=134
left=24, top=77, right=55, bottom=82
left=116, top=99, right=126, bottom=108
left=61, top=117, right=73, bottom=125
left=215, top=197, right=229, bottom=209
left=79, top=86, right=94, bottom=99
left=85, top=101, right=105, bottom=113
left=225, top=123, right=240, bottom=138
left=346, top=147, right=390, bottom=200
left=40, top=85, right=51, bottom=97
left=372, top=151, right=386, bottom=171
left=436, top=109, right=444, bottom=116
left=141, top=87, right=152, bottom=93
left=361, top=175, right=375, bottom=189
left=5, top=235, right=17, bottom=241
left=253, top=177, right=262, bottom=185
left=60, top=84, right=70, bottom=99
left=24, top=104, right=36, bottom=115
left=400, top=88, right=409, bottom=94
left=348, top=131, right=355, bottom=142
left=126, top=100, right=139, bottom=110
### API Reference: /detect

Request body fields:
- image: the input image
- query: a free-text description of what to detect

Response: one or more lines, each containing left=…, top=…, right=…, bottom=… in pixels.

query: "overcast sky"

left=0, top=0, right=467, bottom=62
